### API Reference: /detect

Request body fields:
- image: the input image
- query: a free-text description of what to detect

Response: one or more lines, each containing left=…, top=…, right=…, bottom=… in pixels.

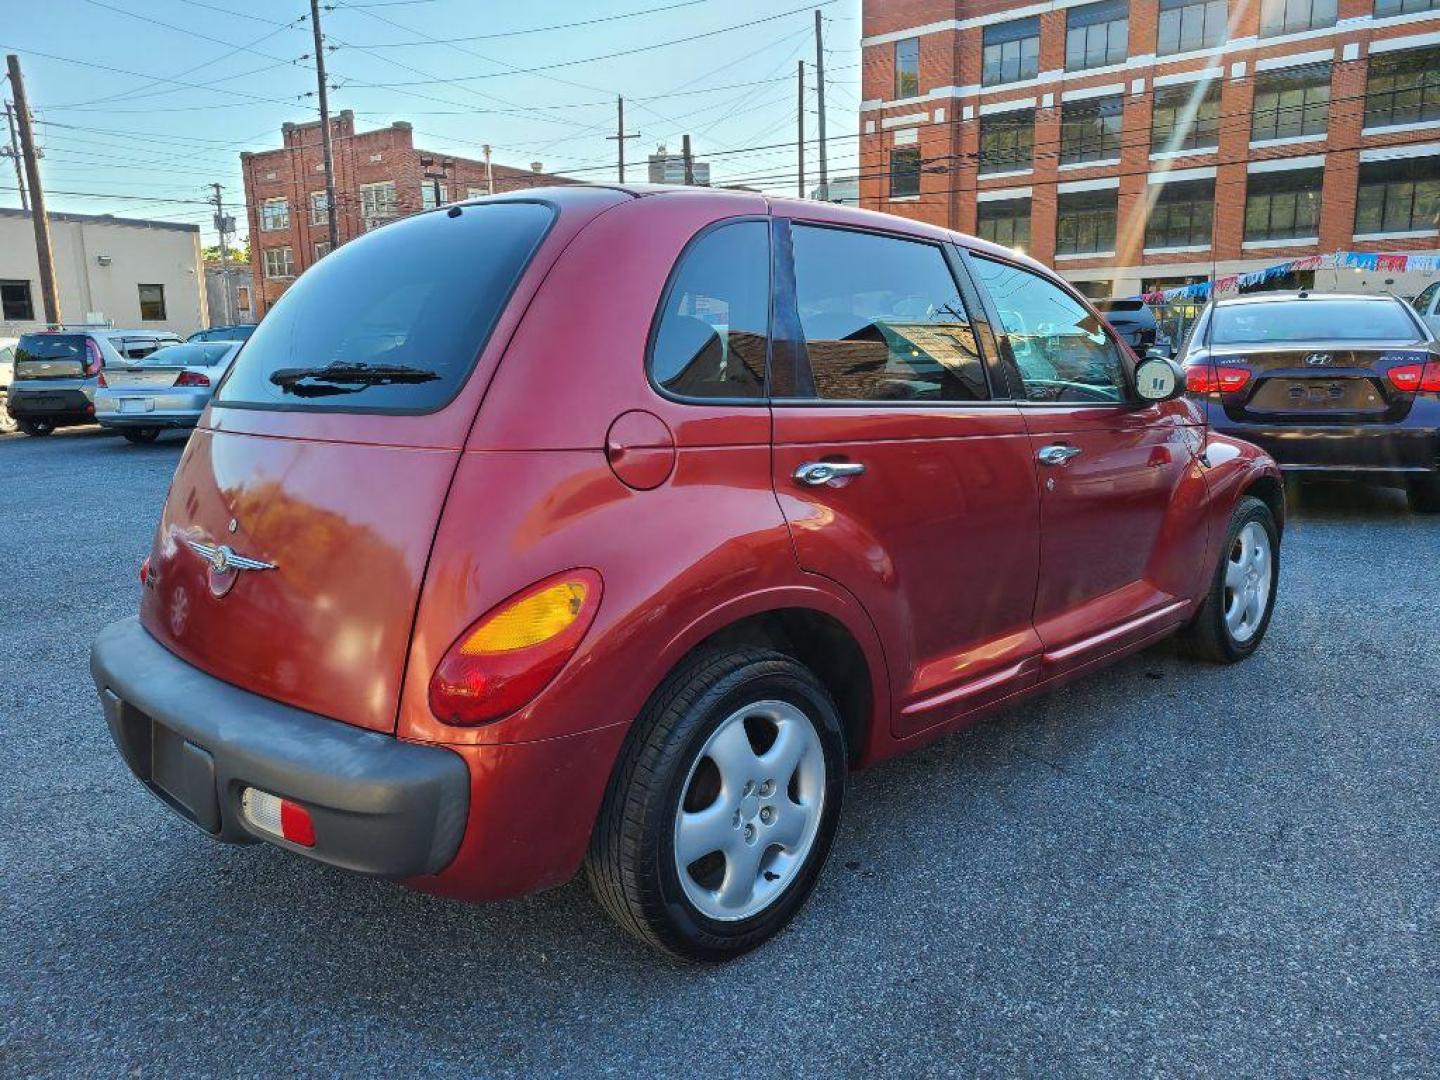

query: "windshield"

left=142, top=342, right=236, bottom=367
left=216, top=202, right=554, bottom=412
left=1211, top=299, right=1419, bottom=344
left=15, top=334, right=88, bottom=362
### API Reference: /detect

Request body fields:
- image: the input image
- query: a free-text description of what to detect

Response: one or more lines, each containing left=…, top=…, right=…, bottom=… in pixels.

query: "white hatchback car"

left=95, top=340, right=241, bottom=444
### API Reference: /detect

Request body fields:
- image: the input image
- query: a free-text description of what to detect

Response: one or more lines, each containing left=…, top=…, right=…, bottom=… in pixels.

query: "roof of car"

left=1211, top=291, right=1400, bottom=306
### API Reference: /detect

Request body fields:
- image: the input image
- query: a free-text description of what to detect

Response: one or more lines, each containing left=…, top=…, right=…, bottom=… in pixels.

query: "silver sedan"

left=95, top=341, right=241, bottom=444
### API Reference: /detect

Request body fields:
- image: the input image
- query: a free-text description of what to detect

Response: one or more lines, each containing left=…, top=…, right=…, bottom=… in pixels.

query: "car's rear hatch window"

left=15, top=334, right=90, bottom=379
left=1211, top=300, right=1419, bottom=345
left=215, top=202, right=554, bottom=413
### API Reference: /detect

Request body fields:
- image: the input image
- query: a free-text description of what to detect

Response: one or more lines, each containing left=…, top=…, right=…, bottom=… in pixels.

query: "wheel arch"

left=1241, top=470, right=1286, bottom=536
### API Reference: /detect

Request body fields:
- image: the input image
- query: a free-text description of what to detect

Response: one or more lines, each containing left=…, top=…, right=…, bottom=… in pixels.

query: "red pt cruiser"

left=91, top=186, right=1283, bottom=960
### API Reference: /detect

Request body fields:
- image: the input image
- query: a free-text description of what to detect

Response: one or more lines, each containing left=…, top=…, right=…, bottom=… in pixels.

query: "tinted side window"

left=650, top=221, right=769, bottom=400
left=1413, top=282, right=1439, bottom=315
left=790, top=226, right=988, bottom=403
left=971, top=257, right=1127, bottom=404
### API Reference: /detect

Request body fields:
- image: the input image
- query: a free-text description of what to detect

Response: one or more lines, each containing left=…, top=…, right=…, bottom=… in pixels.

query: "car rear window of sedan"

left=1211, top=299, right=1419, bottom=344
left=216, top=201, right=554, bottom=413
left=142, top=343, right=236, bottom=367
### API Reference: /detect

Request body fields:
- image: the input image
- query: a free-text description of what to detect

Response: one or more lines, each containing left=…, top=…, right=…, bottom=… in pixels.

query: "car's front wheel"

left=1179, top=495, right=1279, bottom=663
left=586, top=647, right=846, bottom=961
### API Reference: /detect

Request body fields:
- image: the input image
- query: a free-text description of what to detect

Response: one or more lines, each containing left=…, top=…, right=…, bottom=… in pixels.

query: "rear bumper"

left=96, top=388, right=209, bottom=428
left=98, top=414, right=200, bottom=430
left=1211, top=418, right=1439, bottom=476
left=90, top=617, right=469, bottom=879
left=8, top=386, right=95, bottom=421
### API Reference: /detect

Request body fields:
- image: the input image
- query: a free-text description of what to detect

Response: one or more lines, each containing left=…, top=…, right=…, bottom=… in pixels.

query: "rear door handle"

left=794, top=461, right=865, bottom=486
left=1036, top=444, right=1083, bottom=466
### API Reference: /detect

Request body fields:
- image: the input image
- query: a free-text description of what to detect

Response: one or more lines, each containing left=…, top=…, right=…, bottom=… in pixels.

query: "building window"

left=1354, top=158, right=1440, bottom=234
left=888, top=149, right=922, bottom=198
left=1244, top=169, right=1323, bottom=241
left=1056, top=189, right=1118, bottom=255
left=1375, top=0, right=1440, bottom=14
left=1151, top=82, right=1222, bottom=153
left=1060, top=95, right=1124, bottom=164
left=314, top=241, right=332, bottom=261
left=1259, top=0, right=1336, bottom=36
left=1145, top=179, right=1215, bottom=248
left=263, top=246, right=295, bottom=279
left=309, top=191, right=329, bottom=225
left=360, top=180, right=398, bottom=222
left=466, top=186, right=488, bottom=200
left=976, top=198, right=1031, bottom=250
left=1364, top=47, right=1440, bottom=129
left=1156, top=0, right=1228, bottom=56
left=982, top=18, right=1040, bottom=87
left=236, top=285, right=251, bottom=312
left=979, top=110, right=1034, bottom=174
left=895, top=37, right=920, bottom=98
left=1066, top=0, right=1128, bottom=72
left=260, top=197, right=289, bottom=232
left=1252, top=64, right=1330, bottom=141
left=138, top=284, right=167, bottom=321
left=421, top=182, right=448, bottom=210
left=0, top=279, right=34, bottom=321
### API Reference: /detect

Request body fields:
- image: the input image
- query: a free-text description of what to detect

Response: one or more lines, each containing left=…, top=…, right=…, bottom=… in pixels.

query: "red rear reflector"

left=174, top=370, right=211, bottom=387
left=279, top=800, right=316, bottom=847
left=139, top=557, right=151, bottom=585
left=1185, top=366, right=1250, bottom=393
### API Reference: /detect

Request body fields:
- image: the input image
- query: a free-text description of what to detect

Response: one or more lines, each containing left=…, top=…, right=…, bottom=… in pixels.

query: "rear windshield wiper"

left=267, top=361, right=441, bottom=398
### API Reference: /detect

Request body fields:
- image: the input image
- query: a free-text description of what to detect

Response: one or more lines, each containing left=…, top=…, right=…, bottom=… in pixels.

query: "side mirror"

left=1133, top=355, right=1186, bottom=403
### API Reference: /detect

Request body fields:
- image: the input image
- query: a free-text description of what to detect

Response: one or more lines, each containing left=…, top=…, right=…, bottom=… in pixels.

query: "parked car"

left=1095, top=297, right=1170, bottom=356
left=1178, top=291, right=1440, bottom=512
left=95, top=340, right=242, bottom=444
left=0, top=336, right=17, bottom=434
left=187, top=324, right=257, bottom=344
left=90, top=187, right=1283, bottom=961
left=1410, top=281, right=1440, bottom=338
left=7, top=327, right=182, bottom=436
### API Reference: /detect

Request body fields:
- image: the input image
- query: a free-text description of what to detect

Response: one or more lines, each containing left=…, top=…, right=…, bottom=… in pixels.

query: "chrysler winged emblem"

left=1305, top=353, right=1333, bottom=366
left=185, top=539, right=276, bottom=573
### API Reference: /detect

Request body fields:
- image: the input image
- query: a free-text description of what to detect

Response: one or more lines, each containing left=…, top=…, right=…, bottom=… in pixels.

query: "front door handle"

left=1036, top=444, right=1083, bottom=466
left=794, top=461, right=865, bottom=486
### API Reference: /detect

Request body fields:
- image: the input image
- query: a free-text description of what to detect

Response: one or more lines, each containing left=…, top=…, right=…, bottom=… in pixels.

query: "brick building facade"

left=859, top=0, right=1440, bottom=297
left=240, top=111, right=567, bottom=313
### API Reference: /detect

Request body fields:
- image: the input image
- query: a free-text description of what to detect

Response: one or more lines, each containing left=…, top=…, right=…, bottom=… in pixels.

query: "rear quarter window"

left=216, top=202, right=554, bottom=412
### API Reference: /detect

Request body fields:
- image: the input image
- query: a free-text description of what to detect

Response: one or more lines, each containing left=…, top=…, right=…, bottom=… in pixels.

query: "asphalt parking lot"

left=2, top=426, right=1436, bottom=1078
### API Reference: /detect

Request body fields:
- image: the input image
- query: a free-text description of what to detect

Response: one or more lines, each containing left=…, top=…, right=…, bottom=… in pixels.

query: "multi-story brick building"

left=240, top=111, right=567, bottom=313
left=859, top=0, right=1440, bottom=298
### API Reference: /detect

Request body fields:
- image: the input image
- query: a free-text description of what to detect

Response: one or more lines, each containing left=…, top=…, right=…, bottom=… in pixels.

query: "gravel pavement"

left=2, top=426, right=1436, bottom=1078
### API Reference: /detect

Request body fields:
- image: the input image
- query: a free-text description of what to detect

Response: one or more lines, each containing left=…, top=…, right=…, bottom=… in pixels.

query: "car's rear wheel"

left=586, top=646, right=846, bottom=961
left=1179, top=496, right=1279, bottom=663
left=1407, top=475, right=1440, bottom=514
left=121, top=427, right=161, bottom=444
left=17, top=419, right=53, bottom=437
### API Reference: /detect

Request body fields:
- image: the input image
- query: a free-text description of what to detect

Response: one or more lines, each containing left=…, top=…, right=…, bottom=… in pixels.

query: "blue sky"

left=1, top=0, right=862, bottom=244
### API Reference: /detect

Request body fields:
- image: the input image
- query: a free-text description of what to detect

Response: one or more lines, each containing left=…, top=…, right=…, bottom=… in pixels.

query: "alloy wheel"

left=673, top=700, right=826, bottom=922
left=1223, top=521, right=1272, bottom=644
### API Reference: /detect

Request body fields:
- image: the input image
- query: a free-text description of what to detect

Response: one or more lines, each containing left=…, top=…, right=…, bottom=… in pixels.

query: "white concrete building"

left=0, top=208, right=208, bottom=337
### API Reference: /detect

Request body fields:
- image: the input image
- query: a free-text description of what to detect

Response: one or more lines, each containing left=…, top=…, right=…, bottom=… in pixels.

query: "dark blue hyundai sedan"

left=1178, top=292, right=1440, bottom=513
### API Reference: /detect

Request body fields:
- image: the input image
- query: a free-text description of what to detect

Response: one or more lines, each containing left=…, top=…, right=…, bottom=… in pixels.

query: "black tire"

left=1179, top=495, right=1280, bottom=663
left=17, top=419, right=53, bottom=437
left=121, top=427, right=161, bottom=444
left=586, top=646, right=847, bottom=962
left=1407, top=475, right=1440, bottom=514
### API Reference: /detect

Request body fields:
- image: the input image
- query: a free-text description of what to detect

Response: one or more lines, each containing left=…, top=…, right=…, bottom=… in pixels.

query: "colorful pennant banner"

left=1140, top=251, right=1440, bottom=305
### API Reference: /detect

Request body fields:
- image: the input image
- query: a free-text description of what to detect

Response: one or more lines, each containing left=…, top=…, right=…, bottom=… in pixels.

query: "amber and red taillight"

left=429, top=569, right=603, bottom=727
left=82, top=337, right=104, bottom=378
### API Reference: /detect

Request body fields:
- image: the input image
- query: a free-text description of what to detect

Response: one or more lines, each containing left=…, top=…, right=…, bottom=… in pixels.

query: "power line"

left=339, top=0, right=713, bottom=46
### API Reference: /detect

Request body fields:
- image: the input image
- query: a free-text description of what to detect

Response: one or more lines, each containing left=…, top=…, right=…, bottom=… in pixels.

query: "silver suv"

left=7, top=327, right=181, bottom=436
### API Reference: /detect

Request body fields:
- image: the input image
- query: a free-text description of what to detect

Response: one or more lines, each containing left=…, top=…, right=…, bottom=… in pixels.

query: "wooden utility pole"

left=309, top=0, right=339, bottom=250
left=605, top=96, right=638, bottom=182
left=814, top=10, right=829, bottom=203
left=483, top=143, right=493, bottom=195
left=681, top=134, right=694, bottom=186
left=797, top=61, right=805, bottom=199
left=3, top=100, right=28, bottom=211
left=6, top=55, right=59, bottom=324
left=210, top=183, right=233, bottom=326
